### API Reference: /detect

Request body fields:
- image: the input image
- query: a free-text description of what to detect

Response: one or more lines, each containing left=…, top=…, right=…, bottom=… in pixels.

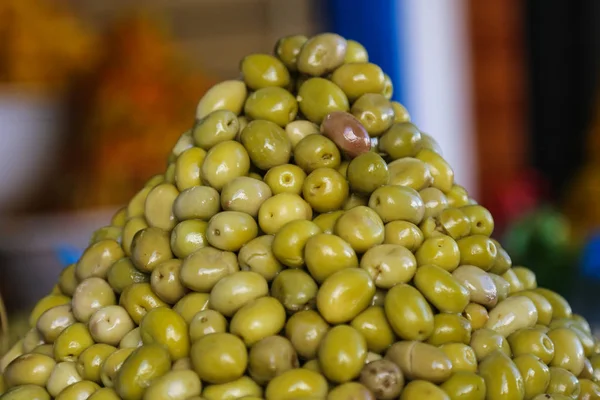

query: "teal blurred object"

left=502, top=204, right=576, bottom=295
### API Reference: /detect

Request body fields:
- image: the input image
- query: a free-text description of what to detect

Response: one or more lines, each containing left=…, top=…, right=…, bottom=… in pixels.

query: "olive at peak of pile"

left=3, top=32, right=598, bottom=400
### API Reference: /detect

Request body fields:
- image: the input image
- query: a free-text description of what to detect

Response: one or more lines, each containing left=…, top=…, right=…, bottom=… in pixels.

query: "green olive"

left=140, top=307, right=190, bottom=361
left=302, top=167, right=349, bottom=213
left=490, top=274, right=510, bottom=302
left=379, top=122, right=422, bottom=160
left=297, top=78, right=349, bottom=123
left=209, top=270, right=269, bottom=316
left=316, top=268, right=375, bottom=324
left=547, top=367, right=580, bottom=398
left=174, top=147, right=206, bottom=190
left=238, top=235, right=283, bottom=281
left=419, top=187, right=449, bottom=219
left=72, top=277, right=117, bottom=323
left=58, top=264, right=78, bottom=296
left=478, top=350, right=525, bottom=400
left=244, top=87, right=298, bottom=127
left=415, top=235, right=461, bottom=272
left=173, top=186, right=220, bottom=222
left=179, top=246, right=239, bottom=293
left=507, top=328, right=555, bottom=364
left=122, top=217, right=148, bottom=257
left=489, top=244, right=513, bottom=275
left=36, top=304, right=75, bottom=344
left=55, top=381, right=100, bottom=400
left=293, top=133, right=342, bottom=173
left=297, top=33, right=347, bottom=76
left=173, top=293, right=210, bottom=324
left=119, top=328, right=142, bottom=349
left=201, top=140, right=251, bottom=191
left=331, top=62, right=385, bottom=101
left=46, top=361, right=82, bottom=397
left=334, top=206, right=385, bottom=253
left=304, top=233, right=358, bottom=282
left=440, top=372, right=486, bottom=400
left=534, top=288, right=572, bottom=319
left=29, top=294, right=72, bottom=327
left=460, top=205, right=495, bottom=237
left=351, top=93, right=394, bottom=136
left=360, top=243, right=417, bottom=289
left=107, top=258, right=150, bottom=294
left=76, top=344, right=117, bottom=383
left=368, top=185, right=425, bottom=224
left=387, top=158, right=433, bottom=192
left=578, top=379, right=600, bottom=400
left=271, top=269, right=318, bottom=312
left=263, top=163, right=307, bottom=195
left=427, top=313, right=472, bottom=346
left=271, top=219, right=321, bottom=268
left=143, top=370, right=202, bottom=400
left=189, top=309, right=227, bottom=342
left=264, top=368, right=328, bottom=400
left=190, top=332, right=247, bottom=384
left=347, top=152, right=390, bottom=195
left=53, top=322, right=95, bottom=362
left=513, top=353, right=551, bottom=399
left=285, top=310, right=329, bottom=360
left=130, top=227, right=173, bottom=273
left=220, top=176, right=272, bottom=218
left=22, top=328, right=44, bottom=353
left=485, top=296, right=538, bottom=337
left=0, top=340, right=22, bottom=373
left=345, top=39, right=369, bottom=63
left=150, top=259, right=188, bottom=304
left=76, top=239, right=124, bottom=281
left=88, top=388, right=120, bottom=400
left=241, top=120, right=292, bottom=170
left=399, top=380, right=450, bottom=400
left=241, top=53, right=290, bottom=90
left=115, top=344, right=172, bottom=400
left=385, top=341, right=452, bottom=384
left=4, top=353, right=56, bottom=388
left=414, top=264, right=470, bottom=313
left=439, top=343, right=478, bottom=374
left=248, top=335, right=299, bottom=384
left=89, top=305, right=135, bottom=347
left=469, top=328, right=511, bottom=361
left=547, top=328, right=586, bottom=376
left=382, top=73, right=393, bottom=99
left=195, top=80, right=247, bottom=119
left=275, top=34, right=308, bottom=70
left=258, top=193, right=313, bottom=235
left=100, top=348, right=135, bottom=388
left=391, top=101, right=411, bottom=123
left=144, top=183, right=179, bottom=232
left=462, top=303, right=489, bottom=330
left=119, top=283, right=168, bottom=324
left=318, top=325, right=367, bottom=383
left=1, top=385, right=51, bottom=400
left=451, top=265, right=498, bottom=308
left=230, top=296, right=286, bottom=346
left=350, top=306, right=395, bottom=354
left=384, top=283, right=434, bottom=341
left=202, top=376, right=263, bottom=400
left=383, top=220, right=424, bottom=251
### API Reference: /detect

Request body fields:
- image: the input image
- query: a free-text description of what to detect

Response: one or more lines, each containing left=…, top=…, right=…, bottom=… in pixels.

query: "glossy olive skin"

left=513, top=354, right=551, bottom=399
left=440, top=372, right=486, bottom=400
left=190, top=333, right=247, bottom=384
left=508, top=328, right=555, bottom=364
left=54, top=322, right=95, bottom=362
left=201, top=376, right=263, bottom=400
left=248, top=336, right=299, bottom=384
left=478, top=350, right=525, bottom=400
left=385, top=283, right=434, bottom=341
left=316, top=268, right=375, bottom=324
left=285, top=310, right=330, bottom=359
left=414, top=264, right=470, bottom=314
left=399, top=380, right=450, bottom=400
left=547, top=367, right=580, bottom=398
left=547, top=328, right=586, bottom=376
left=139, top=307, right=189, bottom=362
left=114, top=344, right=172, bottom=400
left=385, top=341, right=452, bottom=384
left=142, top=370, right=202, bottom=400
left=264, top=368, right=329, bottom=400
left=3, top=353, right=56, bottom=388
left=1, top=385, right=51, bottom=400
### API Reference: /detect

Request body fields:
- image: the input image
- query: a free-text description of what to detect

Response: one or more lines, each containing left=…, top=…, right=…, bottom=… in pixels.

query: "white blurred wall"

left=398, top=0, right=477, bottom=198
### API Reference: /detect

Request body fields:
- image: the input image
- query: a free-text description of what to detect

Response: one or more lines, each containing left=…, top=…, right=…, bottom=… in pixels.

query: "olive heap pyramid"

left=1, top=33, right=598, bottom=400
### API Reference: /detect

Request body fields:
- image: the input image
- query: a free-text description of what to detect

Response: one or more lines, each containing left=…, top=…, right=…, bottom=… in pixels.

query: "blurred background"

left=2, top=0, right=600, bottom=336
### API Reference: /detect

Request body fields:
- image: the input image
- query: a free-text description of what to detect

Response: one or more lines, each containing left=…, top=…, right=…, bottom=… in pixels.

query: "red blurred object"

left=487, top=169, right=549, bottom=235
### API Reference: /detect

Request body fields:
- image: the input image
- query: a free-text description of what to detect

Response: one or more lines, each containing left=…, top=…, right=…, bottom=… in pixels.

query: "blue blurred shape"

left=580, top=232, right=600, bottom=280
left=56, top=245, right=84, bottom=267
left=325, top=0, right=405, bottom=104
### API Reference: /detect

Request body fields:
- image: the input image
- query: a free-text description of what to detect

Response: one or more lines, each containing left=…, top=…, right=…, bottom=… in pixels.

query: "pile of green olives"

left=2, top=32, right=600, bottom=400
